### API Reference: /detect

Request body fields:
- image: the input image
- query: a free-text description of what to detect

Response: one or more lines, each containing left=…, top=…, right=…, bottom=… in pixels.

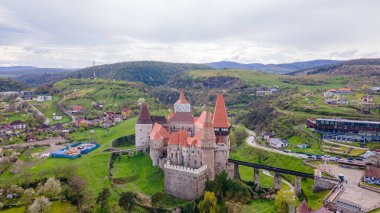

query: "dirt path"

left=2, top=138, right=66, bottom=149
left=262, top=169, right=294, bottom=190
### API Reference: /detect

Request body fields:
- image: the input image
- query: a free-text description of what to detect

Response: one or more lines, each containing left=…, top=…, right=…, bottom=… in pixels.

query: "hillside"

left=206, top=59, right=340, bottom=74
left=52, top=78, right=162, bottom=119
left=0, top=78, right=27, bottom=92
left=289, top=58, right=380, bottom=76
left=69, top=61, right=211, bottom=86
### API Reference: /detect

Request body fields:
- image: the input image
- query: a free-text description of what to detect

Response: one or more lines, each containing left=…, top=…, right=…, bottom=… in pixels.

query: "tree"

left=96, top=188, right=111, bottom=212
left=274, top=189, right=296, bottom=213
left=28, top=196, right=52, bottom=213
left=197, top=191, right=218, bottom=213
left=119, top=192, right=139, bottom=212
left=8, top=185, right=24, bottom=197
left=40, top=178, right=61, bottom=199
left=20, top=188, right=35, bottom=205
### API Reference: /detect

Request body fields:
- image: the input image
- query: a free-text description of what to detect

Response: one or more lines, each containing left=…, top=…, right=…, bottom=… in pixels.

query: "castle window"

left=195, top=160, right=197, bottom=165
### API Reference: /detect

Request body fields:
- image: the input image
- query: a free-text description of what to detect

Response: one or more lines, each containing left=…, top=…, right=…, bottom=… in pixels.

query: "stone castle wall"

left=164, top=163, right=208, bottom=200
left=135, top=123, right=152, bottom=151
left=313, top=177, right=339, bottom=192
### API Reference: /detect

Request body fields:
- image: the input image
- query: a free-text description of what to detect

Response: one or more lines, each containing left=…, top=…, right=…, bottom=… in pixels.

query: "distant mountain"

left=0, top=67, right=77, bottom=86
left=206, top=60, right=341, bottom=74
left=69, top=61, right=212, bottom=86
left=0, top=78, right=27, bottom=92
left=289, top=58, right=380, bottom=76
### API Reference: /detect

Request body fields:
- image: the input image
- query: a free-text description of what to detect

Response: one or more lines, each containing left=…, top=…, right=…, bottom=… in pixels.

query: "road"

left=27, top=101, right=50, bottom=125
left=1, top=138, right=67, bottom=149
left=323, top=140, right=368, bottom=151
left=245, top=129, right=307, bottom=159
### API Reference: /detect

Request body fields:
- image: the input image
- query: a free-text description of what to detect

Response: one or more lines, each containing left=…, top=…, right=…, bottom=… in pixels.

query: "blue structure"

left=51, top=142, right=100, bottom=159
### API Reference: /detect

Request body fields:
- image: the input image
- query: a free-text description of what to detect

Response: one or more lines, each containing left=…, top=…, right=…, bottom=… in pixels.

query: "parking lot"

left=324, top=164, right=380, bottom=211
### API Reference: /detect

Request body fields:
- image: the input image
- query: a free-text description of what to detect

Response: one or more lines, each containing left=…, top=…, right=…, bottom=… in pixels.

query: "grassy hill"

left=52, top=78, right=163, bottom=119
left=0, top=78, right=27, bottom=92
left=69, top=61, right=211, bottom=86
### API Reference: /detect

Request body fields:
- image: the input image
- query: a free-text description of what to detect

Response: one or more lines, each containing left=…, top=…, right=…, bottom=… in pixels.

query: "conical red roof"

left=175, top=91, right=190, bottom=104
left=212, top=93, right=230, bottom=128
left=201, top=108, right=216, bottom=142
left=136, top=103, right=152, bottom=124
left=150, top=123, right=170, bottom=140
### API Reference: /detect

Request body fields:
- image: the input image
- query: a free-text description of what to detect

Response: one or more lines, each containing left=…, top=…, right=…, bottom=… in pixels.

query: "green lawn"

left=0, top=201, right=76, bottom=213
left=241, top=199, right=276, bottom=213
left=33, top=95, right=70, bottom=124
left=111, top=154, right=164, bottom=195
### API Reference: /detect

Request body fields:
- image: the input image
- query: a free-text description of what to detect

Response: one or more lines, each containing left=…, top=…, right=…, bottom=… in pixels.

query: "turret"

left=135, top=103, right=153, bottom=151
left=174, top=91, right=191, bottom=113
left=200, top=107, right=216, bottom=180
left=212, top=93, right=231, bottom=136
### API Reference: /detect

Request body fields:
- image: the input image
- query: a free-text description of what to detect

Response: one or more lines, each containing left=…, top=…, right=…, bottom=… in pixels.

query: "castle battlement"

left=164, top=161, right=208, bottom=176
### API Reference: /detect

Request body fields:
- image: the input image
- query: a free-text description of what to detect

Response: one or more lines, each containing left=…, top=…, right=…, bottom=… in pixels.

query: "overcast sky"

left=0, top=0, right=379, bottom=68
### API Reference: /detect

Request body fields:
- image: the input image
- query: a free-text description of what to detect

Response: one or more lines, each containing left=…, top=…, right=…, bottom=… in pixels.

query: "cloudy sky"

left=0, top=0, right=379, bottom=68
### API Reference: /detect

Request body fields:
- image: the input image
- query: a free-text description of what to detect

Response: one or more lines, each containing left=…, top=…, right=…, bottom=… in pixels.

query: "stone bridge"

left=228, top=159, right=339, bottom=195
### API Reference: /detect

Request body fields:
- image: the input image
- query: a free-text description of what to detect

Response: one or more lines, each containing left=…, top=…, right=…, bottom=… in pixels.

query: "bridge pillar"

left=273, top=172, right=281, bottom=191
left=254, top=168, right=260, bottom=190
left=233, top=163, right=240, bottom=180
left=295, top=176, right=302, bottom=196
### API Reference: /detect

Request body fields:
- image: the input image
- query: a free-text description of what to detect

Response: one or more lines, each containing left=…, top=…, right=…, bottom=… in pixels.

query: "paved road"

left=1, top=138, right=67, bottom=149
left=27, top=102, right=50, bottom=125
left=245, top=129, right=307, bottom=159
left=323, top=140, right=368, bottom=151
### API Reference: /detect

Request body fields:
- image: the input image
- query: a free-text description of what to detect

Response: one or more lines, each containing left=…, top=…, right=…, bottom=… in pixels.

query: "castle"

left=135, top=92, right=234, bottom=200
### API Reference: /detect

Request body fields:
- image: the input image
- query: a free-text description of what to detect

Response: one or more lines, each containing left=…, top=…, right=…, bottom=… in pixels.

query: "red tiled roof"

left=150, top=123, right=170, bottom=141
left=168, top=130, right=189, bottom=145
left=338, top=88, right=351, bottom=91
left=171, top=112, right=194, bottom=123
left=313, top=206, right=333, bottom=213
left=212, top=94, right=230, bottom=128
left=194, top=111, right=213, bottom=129
left=175, top=91, right=190, bottom=104
left=136, top=103, right=152, bottom=124
left=328, top=89, right=336, bottom=92
left=72, top=105, right=84, bottom=111
left=297, top=200, right=312, bottom=213
left=122, top=107, right=130, bottom=112
left=201, top=108, right=216, bottom=142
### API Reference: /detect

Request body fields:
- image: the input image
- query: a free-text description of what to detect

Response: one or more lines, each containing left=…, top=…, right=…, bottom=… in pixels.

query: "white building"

left=269, top=138, right=288, bottom=148
left=36, top=96, right=53, bottom=102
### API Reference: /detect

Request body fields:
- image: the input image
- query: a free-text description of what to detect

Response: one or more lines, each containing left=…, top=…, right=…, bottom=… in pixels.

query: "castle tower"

left=200, top=108, right=216, bottom=180
left=135, top=103, right=152, bottom=151
left=174, top=91, right=191, bottom=113
left=212, top=93, right=231, bottom=151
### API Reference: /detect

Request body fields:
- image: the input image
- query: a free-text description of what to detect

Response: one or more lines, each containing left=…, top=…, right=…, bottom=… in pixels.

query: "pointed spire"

left=212, top=93, right=230, bottom=128
left=201, top=106, right=216, bottom=142
left=136, top=103, right=152, bottom=124
left=175, top=90, right=190, bottom=104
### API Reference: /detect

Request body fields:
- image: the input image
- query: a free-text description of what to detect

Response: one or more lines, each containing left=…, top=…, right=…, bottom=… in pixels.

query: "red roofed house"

left=71, top=105, right=85, bottom=114
left=338, top=88, right=351, bottom=94
left=136, top=91, right=233, bottom=200
left=122, top=107, right=132, bottom=117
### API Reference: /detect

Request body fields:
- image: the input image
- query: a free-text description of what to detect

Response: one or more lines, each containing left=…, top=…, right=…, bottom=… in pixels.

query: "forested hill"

left=69, top=61, right=212, bottom=86
left=289, top=58, right=380, bottom=76
left=0, top=78, right=27, bottom=92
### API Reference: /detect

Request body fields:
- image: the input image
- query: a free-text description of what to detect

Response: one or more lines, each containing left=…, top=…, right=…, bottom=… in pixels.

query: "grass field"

left=33, top=95, right=70, bottom=124
left=242, top=199, right=276, bottom=213
left=0, top=201, right=76, bottom=213
left=111, top=154, right=164, bottom=195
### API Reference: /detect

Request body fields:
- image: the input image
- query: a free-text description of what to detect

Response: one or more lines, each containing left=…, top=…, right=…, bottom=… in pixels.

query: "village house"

left=337, top=88, right=351, bottom=94
left=36, top=95, right=53, bottom=102
left=256, top=90, right=273, bottom=96
left=10, top=120, right=26, bottom=130
left=26, top=135, right=36, bottom=142
left=73, top=117, right=88, bottom=127
left=297, top=144, right=310, bottom=149
left=323, top=89, right=336, bottom=98
left=324, top=99, right=337, bottom=105
left=268, top=138, right=288, bottom=148
left=371, top=87, right=380, bottom=92
left=337, top=98, right=349, bottom=104
left=53, top=113, right=62, bottom=121
left=92, top=102, right=104, bottom=110
left=122, top=107, right=132, bottom=117
left=71, top=105, right=85, bottom=114
left=361, top=95, right=373, bottom=102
